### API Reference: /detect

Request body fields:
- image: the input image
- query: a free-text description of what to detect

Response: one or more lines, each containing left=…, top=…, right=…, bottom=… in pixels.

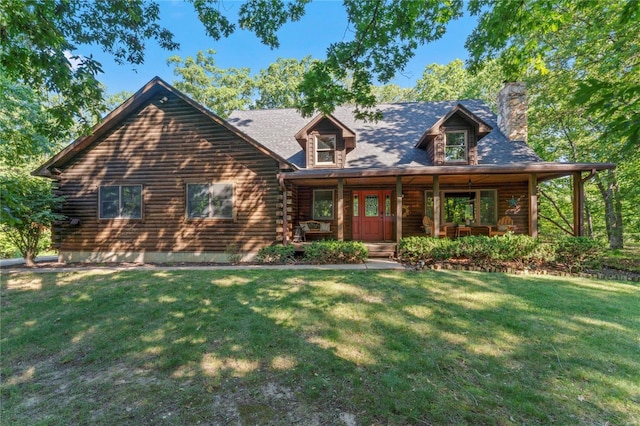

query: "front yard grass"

left=2, top=269, right=638, bottom=425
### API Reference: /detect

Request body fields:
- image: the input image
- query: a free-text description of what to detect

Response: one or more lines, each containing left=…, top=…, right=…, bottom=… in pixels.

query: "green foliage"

left=297, top=0, right=463, bottom=120
left=254, top=56, right=316, bottom=109
left=0, top=172, right=64, bottom=265
left=399, top=235, right=602, bottom=273
left=414, top=59, right=504, bottom=110
left=553, top=236, right=604, bottom=273
left=0, top=73, right=56, bottom=167
left=168, top=49, right=254, bottom=118
left=1, top=0, right=178, bottom=130
left=397, top=237, right=456, bottom=264
left=371, top=84, right=417, bottom=104
left=256, top=244, right=296, bottom=264
left=303, top=240, right=368, bottom=264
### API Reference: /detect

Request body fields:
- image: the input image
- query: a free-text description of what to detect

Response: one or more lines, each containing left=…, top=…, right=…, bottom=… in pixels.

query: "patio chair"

left=422, top=216, right=433, bottom=236
left=489, top=216, right=515, bottom=237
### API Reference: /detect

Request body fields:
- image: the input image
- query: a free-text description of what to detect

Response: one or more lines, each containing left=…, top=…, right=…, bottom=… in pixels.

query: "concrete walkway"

left=1, top=258, right=405, bottom=274
left=0, top=255, right=59, bottom=267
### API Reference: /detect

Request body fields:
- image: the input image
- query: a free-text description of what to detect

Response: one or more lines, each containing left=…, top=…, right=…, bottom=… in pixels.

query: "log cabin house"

left=34, top=77, right=615, bottom=263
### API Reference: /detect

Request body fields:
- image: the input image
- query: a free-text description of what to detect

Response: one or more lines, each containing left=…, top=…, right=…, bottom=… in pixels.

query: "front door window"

left=365, top=195, right=379, bottom=217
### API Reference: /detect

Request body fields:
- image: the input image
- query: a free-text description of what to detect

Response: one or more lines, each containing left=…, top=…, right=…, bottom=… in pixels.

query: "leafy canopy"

left=466, top=0, right=639, bottom=154
left=1, top=0, right=464, bottom=127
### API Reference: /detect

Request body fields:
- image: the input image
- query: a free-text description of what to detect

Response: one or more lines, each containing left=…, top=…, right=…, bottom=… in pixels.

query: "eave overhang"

left=279, top=162, right=616, bottom=183
left=33, top=76, right=296, bottom=178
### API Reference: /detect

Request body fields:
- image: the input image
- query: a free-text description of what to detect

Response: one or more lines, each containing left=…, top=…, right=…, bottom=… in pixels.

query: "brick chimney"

left=497, top=82, right=528, bottom=143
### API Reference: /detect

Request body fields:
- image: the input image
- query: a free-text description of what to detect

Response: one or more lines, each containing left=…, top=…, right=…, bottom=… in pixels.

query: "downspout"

left=279, top=175, right=288, bottom=245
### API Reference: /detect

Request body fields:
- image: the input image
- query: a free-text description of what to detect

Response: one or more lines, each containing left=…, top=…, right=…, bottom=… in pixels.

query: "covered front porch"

left=277, top=163, right=615, bottom=246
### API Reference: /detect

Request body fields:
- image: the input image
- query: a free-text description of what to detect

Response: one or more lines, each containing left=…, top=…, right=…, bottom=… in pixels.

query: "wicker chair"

left=422, top=216, right=434, bottom=236
left=489, top=216, right=515, bottom=236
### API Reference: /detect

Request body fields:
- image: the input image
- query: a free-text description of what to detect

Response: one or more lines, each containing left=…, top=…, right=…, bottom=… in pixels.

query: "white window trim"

left=313, top=189, right=335, bottom=220
left=425, top=189, right=497, bottom=226
left=444, top=130, right=468, bottom=163
left=186, top=182, right=235, bottom=219
left=314, top=134, right=337, bottom=165
left=98, top=184, right=143, bottom=219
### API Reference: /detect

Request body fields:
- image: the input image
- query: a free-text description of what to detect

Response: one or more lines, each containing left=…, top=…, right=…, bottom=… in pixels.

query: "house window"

left=425, top=189, right=497, bottom=225
left=445, top=131, right=467, bottom=162
left=99, top=185, right=142, bottom=219
left=313, top=189, right=334, bottom=219
left=315, top=134, right=336, bottom=165
left=186, top=183, right=234, bottom=219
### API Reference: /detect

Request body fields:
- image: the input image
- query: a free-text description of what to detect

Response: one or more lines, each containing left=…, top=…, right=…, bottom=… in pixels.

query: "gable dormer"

left=295, top=114, right=356, bottom=168
left=416, top=104, right=492, bottom=166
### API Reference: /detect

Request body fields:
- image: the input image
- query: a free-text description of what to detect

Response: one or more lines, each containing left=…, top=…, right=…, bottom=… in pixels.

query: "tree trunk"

left=595, top=170, right=624, bottom=249
left=585, top=201, right=593, bottom=238
left=24, top=250, right=37, bottom=267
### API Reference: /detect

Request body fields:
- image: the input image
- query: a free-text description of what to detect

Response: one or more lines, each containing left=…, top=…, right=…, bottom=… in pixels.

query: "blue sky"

left=90, top=1, right=477, bottom=95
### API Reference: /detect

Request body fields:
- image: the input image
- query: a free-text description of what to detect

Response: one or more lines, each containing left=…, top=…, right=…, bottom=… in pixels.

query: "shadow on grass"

left=2, top=269, right=639, bottom=424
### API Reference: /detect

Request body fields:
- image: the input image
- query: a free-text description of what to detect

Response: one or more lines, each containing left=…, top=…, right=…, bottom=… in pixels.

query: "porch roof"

left=279, top=162, right=616, bottom=186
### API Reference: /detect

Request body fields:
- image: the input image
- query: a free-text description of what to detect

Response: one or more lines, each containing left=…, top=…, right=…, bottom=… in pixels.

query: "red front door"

left=353, top=190, right=393, bottom=241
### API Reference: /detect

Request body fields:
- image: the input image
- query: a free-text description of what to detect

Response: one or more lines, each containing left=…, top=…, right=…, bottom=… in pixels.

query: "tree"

left=168, top=50, right=254, bottom=118
left=466, top=0, right=639, bottom=248
left=0, top=0, right=178, bottom=131
left=297, top=0, right=463, bottom=119
left=371, top=84, right=417, bottom=104
left=414, top=59, right=504, bottom=109
left=0, top=171, right=65, bottom=266
left=466, top=0, right=639, bottom=156
left=0, top=71, right=58, bottom=167
left=254, top=56, right=316, bottom=109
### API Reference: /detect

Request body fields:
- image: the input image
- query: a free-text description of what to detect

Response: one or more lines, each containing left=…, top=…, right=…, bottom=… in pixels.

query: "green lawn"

left=2, top=269, right=638, bottom=425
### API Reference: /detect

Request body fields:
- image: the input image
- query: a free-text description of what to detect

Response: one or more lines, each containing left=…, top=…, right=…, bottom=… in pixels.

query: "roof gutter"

left=278, top=162, right=616, bottom=181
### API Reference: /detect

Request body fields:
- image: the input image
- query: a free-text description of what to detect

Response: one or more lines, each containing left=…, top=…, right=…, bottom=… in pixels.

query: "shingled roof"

left=228, top=100, right=542, bottom=170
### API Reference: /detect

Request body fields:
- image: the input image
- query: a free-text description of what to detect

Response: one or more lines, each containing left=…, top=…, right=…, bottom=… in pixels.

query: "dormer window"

left=315, top=134, right=337, bottom=165
left=445, top=130, right=467, bottom=163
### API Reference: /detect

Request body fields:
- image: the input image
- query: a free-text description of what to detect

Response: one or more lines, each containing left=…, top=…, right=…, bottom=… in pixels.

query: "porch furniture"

left=456, top=226, right=472, bottom=238
left=299, top=220, right=331, bottom=240
left=489, top=216, right=515, bottom=236
left=422, top=216, right=435, bottom=236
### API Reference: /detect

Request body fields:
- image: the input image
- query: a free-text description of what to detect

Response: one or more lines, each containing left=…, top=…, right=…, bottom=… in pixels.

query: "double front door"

left=352, top=190, right=393, bottom=241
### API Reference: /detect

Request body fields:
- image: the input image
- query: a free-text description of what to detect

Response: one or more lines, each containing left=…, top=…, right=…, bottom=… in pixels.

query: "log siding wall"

left=54, top=91, right=282, bottom=257
left=293, top=182, right=530, bottom=241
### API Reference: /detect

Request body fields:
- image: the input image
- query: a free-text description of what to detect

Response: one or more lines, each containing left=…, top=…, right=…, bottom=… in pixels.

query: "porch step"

left=364, top=242, right=397, bottom=258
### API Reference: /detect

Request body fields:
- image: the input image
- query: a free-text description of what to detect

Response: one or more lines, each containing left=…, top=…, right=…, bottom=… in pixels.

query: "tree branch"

left=538, top=187, right=574, bottom=231
left=539, top=213, right=574, bottom=235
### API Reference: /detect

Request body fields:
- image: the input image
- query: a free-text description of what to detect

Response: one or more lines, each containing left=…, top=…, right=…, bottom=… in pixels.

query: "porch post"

left=529, top=174, right=538, bottom=238
left=281, top=180, right=288, bottom=245
left=433, top=175, right=440, bottom=237
left=396, top=176, right=403, bottom=244
left=573, top=172, right=584, bottom=236
left=337, top=178, right=344, bottom=241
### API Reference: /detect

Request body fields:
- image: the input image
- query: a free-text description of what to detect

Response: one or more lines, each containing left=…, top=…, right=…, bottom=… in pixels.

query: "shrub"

left=553, top=236, right=604, bottom=273
left=225, top=243, right=243, bottom=264
left=398, top=237, right=456, bottom=264
left=456, top=235, right=498, bottom=268
left=256, top=244, right=296, bottom=264
left=303, top=240, right=368, bottom=264
left=492, top=234, right=541, bottom=267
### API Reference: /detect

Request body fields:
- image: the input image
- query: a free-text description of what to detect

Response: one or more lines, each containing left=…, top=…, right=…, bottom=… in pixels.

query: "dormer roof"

left=294, top=113, right=356, bottom=150
left=415, top=103, right=493, bottom=149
